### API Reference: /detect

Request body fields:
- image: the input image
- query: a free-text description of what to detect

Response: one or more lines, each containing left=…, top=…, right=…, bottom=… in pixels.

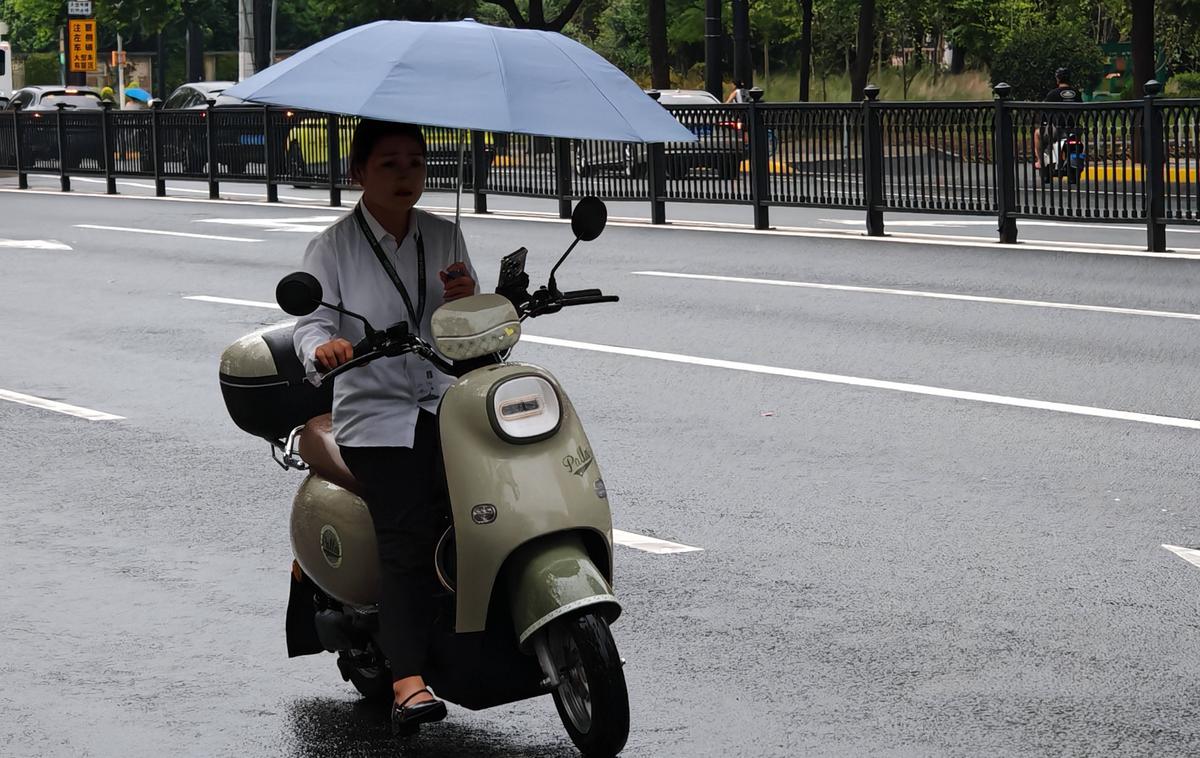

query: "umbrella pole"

left=453, top=134, right=465, bottom=265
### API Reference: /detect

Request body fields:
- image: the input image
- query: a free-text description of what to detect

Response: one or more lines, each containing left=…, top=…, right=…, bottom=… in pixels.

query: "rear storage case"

left=219, top=322, right=332, bottom=441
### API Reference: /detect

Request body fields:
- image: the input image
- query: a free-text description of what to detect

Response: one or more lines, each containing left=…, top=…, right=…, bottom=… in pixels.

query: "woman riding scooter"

left=292, top=118, right=478, bottom=734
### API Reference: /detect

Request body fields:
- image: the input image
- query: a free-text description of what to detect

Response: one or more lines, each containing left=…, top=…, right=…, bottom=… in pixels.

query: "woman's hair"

left=349, top=119, right=427, bottom=178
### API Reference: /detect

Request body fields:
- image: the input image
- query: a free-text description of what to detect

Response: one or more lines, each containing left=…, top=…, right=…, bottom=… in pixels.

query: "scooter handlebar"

left=561, top=294, right=620, bottom=306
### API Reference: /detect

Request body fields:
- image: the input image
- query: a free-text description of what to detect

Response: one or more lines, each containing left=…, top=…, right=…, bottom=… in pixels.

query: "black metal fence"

left=1, top=81, right=1196, bottom=251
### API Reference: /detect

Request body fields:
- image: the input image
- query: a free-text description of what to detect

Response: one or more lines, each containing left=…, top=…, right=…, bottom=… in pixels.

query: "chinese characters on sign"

left=68, top=18, right=96, bottom=73
left=67, top=0, right=92, bottom=15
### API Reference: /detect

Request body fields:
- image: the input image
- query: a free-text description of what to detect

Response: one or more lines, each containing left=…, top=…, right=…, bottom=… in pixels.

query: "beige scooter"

left=218, top=198, right=628, bottom=756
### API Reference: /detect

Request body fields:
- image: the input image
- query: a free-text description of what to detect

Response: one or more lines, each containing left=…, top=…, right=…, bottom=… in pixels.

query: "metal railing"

left=1, top=81, right=1196, bottom=251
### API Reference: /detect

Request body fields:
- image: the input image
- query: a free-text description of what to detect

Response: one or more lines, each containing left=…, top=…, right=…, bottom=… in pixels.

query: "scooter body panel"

left=290, top=475, right=381, bottom=608
left=439, top=362, right=615, bottom=633
left=505, top=531, right=619, bottom=648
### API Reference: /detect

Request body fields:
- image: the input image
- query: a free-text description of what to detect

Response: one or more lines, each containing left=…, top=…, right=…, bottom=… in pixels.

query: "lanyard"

left=354, top=205, right=426, bottom=328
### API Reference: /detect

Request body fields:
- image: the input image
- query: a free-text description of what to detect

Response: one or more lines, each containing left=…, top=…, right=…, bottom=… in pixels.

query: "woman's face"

left=356, top=133, right=427, bottom=217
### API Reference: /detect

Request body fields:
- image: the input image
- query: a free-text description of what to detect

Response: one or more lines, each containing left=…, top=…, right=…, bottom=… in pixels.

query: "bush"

left=990, top=24, right=1106, bottom=101
left=1175, top=72, right=1200, bottom=97
left=21, top=53, right=61, bottom=86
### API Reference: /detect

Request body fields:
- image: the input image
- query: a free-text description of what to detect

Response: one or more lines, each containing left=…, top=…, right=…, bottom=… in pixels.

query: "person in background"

left=1033, top=67, right=1080, bottom=172
left=725, top=79, right=750, bottom=103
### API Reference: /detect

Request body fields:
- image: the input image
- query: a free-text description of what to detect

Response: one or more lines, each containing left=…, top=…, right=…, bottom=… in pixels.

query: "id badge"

left=415, top=361, right=438, bottom=403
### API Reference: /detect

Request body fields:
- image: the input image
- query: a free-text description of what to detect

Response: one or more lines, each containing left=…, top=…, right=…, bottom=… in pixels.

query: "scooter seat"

left=297, top=413, right=364, bottom=497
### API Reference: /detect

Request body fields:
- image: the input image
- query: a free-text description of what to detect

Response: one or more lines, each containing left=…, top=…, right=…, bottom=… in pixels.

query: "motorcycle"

left=1040, top=126, right=1086, bottom=185
left=218, top=197, right=630, bottom=756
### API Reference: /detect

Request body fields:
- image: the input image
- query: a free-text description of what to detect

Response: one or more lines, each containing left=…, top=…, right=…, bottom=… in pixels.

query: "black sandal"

left=391, top=687, right=448, bottom=736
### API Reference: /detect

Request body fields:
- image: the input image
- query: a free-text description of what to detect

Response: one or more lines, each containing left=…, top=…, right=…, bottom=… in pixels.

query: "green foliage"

left=21, top=51, right=60, bottom=84
left=1174, top=72, right=1200, bottom=97
left=990, top=23, right=1106, bottom=100
left=1, top=0, right=63, bottom=51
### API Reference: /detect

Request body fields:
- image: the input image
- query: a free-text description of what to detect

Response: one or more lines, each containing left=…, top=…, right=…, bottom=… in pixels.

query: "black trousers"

left=339, top=410, right=448, bottom=682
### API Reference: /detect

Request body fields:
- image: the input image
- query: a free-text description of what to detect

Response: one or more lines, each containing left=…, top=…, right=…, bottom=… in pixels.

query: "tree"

left=797, top=0, right=813, bottom=99
left=484, top=0, right=588, bottom=31
left=990, top=22, right=1106, bottom=99
left=649, top=0, right=669, bottom=88
left=1130, top=0, right=1153, bottom=92
left=850, top=0, right=875, bottom=99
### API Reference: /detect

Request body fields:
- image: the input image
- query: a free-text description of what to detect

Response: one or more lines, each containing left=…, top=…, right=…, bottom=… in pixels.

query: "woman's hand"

left=440, top=263, right=476, bottom=302
left=315, top=338, right=354, bottom=371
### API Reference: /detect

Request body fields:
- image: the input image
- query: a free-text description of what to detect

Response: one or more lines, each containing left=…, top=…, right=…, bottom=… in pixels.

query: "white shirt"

left=293, top=203, right=478, bottom=447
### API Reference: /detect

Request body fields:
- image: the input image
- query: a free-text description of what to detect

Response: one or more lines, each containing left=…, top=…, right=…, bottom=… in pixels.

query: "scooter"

left=1040, top=126, right=1086, bottom=185
left=218, top=198, right=629, bottom=756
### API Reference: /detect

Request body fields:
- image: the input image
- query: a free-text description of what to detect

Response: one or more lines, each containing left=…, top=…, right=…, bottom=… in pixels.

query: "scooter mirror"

left=276, top=272, right=324, bottom=316
left=571, top=196, right=607, bottom=242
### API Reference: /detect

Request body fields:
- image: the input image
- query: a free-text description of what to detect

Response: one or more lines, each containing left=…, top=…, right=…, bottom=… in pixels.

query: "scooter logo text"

left=563, top=446, right=595, bottom=477
left=319, top=525, right=343, bottom=569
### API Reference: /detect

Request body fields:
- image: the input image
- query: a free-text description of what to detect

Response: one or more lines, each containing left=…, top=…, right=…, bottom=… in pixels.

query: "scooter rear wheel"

left=549, top=612, right=629, bottom=757
left=337, top=647, right=394, bottom=702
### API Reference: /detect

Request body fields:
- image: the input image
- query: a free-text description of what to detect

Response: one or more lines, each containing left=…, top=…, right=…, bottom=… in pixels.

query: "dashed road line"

left=633, top=270, right=1200, bottom=322
left=185, top=295, right=281, bottom=308
left=1163, top=544, right=1200, bottom=570
left=76, top=224, right=263, bottom=242
left=613, top=529, right=702, bottom=554
left=0, top=238, right=72, bottom=250
left=0, top=389, right=124, bottom=421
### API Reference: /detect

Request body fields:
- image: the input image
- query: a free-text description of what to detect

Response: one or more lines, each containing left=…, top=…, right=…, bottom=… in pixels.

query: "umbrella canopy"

left=223, top=19, right=695, bottom=144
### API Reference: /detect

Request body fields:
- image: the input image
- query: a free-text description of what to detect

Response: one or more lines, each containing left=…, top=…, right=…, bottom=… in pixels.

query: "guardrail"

left=0, top=81, right=1196, bottom=251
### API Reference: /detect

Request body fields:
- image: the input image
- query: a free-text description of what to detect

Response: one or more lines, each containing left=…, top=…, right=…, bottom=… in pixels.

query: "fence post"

left=554, top=137, right=572, bottom=219
left=645, top=90, right=667, bottom=224
left=748, top=87, right=770, bottom=230
left=152, top=99, right=165, bottom=197
left=55, top=102, right=70, bottom=192
left=326, top=112, right=341, bottom=208
left=862, top=84, right=884, bottom=236
left=993, top=83, right=1018, bottom=244
left=205, top=99, right=218, bottom=199
left=13, top=111, right=28, bottom=189
left=471, top=129, right=488, bottom=214
left=101, top=101, right=116, bottom=194
left=264, top=106, right=279, bottom=203
left=1142, top=80, right=1166, bottom=252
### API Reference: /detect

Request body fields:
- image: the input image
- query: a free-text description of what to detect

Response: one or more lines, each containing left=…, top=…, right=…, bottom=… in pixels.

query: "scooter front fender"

left=506, top=531, right=620, bottom=650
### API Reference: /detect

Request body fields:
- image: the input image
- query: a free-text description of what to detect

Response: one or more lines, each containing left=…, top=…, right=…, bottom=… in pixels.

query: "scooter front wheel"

left=549, top=612, right=629, bottom=757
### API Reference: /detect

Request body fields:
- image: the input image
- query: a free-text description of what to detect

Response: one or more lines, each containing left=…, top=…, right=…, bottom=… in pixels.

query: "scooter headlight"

left=489, top=375, right=561, bottom=442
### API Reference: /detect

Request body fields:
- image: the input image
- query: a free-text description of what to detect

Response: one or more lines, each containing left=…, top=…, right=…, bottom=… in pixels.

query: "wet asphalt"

left=3, top=180, right=1200, bottom=756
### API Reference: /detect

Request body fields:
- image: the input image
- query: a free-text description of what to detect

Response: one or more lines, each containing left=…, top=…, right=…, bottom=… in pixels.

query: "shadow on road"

left=283, top=697, right=577, bottom=757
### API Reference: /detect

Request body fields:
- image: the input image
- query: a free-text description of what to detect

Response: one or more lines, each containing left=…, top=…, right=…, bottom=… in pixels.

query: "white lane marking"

left=1163, top=544, right=1200, bottom=569
left=73, top=176, right=314, bottom=202
left=633, top=271, right=1200, bottom=322
left=0, top=238, right=72, bottom=250
left=75, top=224, right=262, bottom=242
left=820, top=217, right=1200, bottom=234
left=519, top=335, right=1200, bottom=431
left=187, top=293, right=1200, bottom=431
left=185, top=295, right=281, bottom=308
left=197, top=216, right=340, bottom=233
left=0, top=388, right=124, bottom=421
left=8, top=187, right=1200, bottom=260
left=612, top=529, right=702, bottom=554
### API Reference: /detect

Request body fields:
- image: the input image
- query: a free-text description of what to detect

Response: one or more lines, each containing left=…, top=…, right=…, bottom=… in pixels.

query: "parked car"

left=573, top=89, right=747, bottom=180
left=161, top=81, right=284, bottom=174
left=3, top=86, right=104, bottom=168
left=283, top=119, right=495, bottom=188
